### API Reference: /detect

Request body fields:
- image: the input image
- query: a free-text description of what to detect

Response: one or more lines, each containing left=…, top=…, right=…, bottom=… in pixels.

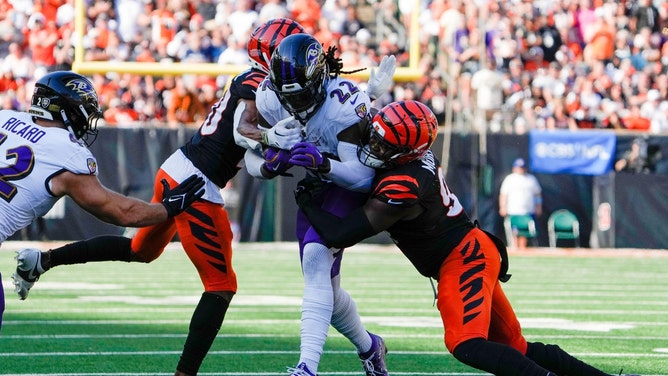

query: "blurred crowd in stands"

left=0, top=0, right=668, bottom=134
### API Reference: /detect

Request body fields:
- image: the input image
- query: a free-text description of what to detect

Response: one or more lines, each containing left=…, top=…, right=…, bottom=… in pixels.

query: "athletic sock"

left=176, top=292, right=232, bottom=375
left=453, top=338, right=551, bottom=376
left=298, top=242, right=336, bottom=373
left=525, top=341, right=610, bottom=376
left=47, top=236, right=133, bottom=269
left=331, top=284, right=372, bottom=353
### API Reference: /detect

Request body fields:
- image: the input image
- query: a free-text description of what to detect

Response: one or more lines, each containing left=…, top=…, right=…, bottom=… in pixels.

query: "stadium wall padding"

left=10, top=128, right=668, bottom=249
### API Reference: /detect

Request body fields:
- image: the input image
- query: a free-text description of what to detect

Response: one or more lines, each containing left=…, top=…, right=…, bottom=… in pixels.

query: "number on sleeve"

left=437, top=167, right=463, bottom=217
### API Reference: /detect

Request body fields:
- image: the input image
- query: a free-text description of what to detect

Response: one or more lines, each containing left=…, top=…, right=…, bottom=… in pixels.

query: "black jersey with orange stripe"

left=180, top=68, right=265, bottom=188
left=372, top=150, right=475, bottom=278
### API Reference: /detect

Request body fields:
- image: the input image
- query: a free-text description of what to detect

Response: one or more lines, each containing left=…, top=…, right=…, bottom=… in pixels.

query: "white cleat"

left=12, top=248, right=45, bottom=300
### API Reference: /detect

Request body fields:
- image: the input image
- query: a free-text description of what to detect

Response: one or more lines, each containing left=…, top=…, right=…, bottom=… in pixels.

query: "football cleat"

left=12, top=248, right=45, bottom=300
left=286, top=362, right=317, bottom=376
left=359, top=331, right=389, bottom=376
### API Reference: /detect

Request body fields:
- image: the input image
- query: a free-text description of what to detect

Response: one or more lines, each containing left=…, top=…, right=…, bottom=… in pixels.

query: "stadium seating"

left=547, top=209, right=580, bottom=248
left=504, top=214, right=537, bottom=248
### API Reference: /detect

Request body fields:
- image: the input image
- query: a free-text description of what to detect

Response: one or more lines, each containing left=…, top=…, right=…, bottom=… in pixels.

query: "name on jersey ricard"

left=2, top=117, right=46, bottom=143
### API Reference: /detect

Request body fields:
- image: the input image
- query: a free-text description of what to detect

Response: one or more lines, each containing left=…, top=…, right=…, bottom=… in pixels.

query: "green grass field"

left=1, top=241, right=667, bottom=376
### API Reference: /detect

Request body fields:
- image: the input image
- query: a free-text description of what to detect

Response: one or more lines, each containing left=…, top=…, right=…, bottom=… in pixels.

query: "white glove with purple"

left=262, top=147, right=293, bottom=177
left=289, top=142, right=331, bottom=174
left=366, top=55, right=397, bottom=101
left=261, top=116, right=302, bottom=150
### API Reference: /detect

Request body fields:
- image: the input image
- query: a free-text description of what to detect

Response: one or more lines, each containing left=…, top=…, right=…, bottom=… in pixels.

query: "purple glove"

left=289, top=142, right=331, bottom=173
left=263, top=147, right=293, bottom=176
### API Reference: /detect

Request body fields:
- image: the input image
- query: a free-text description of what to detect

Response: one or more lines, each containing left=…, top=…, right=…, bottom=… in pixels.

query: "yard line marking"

left=0, top=373, right=500, bottom=376
left=2, top=333, right=666, bottom=340
left=1, top=350, right=667, bottom=358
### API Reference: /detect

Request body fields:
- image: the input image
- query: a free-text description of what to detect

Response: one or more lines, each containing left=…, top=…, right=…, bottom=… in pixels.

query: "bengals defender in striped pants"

left=296, top=100, right=638, bottom=376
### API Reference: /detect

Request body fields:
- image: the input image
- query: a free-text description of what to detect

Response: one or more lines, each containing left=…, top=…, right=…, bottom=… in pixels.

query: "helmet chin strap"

left=60, top=109, right=79, bottom=140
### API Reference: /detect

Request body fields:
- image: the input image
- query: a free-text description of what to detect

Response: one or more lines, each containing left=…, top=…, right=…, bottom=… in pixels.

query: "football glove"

left=161, top=174, right=205, bottom=217
left=366, top=55, right=397, bottom=101
left=289, top=142, right=331, bottom=173
left=294, top=176, right=327, bottom=209
left=263, top=147, right=293, bottom=176
left=261, top=116, right=302, bottom=149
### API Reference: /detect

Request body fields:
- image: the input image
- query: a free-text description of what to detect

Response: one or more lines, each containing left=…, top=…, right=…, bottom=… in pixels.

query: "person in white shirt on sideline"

left=498, top=157, right=542, bottom=249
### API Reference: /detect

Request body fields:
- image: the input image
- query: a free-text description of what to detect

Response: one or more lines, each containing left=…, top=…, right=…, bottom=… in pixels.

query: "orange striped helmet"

left=358, top=100, right=438, bottom=169
left=247, top=18, right=306, bottom=74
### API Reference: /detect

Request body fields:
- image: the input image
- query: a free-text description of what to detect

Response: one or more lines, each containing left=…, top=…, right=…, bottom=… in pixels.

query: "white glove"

left=366, top=55, right=397, bottom=101
left=261, top=116, right=303, bottom=150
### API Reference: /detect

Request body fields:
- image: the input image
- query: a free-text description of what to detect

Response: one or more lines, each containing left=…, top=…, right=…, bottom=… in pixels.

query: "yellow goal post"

left=71, top=0, right=423, bottom=82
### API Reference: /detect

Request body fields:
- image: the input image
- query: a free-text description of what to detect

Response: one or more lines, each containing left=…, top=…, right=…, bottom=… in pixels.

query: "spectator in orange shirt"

left=291, top=0, right=321, bottom=33
left=623, top=101, right=651, bottom=131
left=0, top=70, right=19, bottom=93
left=104, top=97, right=140, bottom=125
left=0, top=0, right=14, bottom=21
left=28, top=17, right=59, bottom=70
left=583, top=7, right=615, bottom=65
left=150, top=0, right=177, bottom=48
left=165, top=76, right=206, bottom=128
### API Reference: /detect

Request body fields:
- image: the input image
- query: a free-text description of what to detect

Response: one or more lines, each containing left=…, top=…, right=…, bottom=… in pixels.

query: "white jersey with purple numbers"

left=0, top=110, right=97, bottom=242
left=256, top=76, right=371, bottom=157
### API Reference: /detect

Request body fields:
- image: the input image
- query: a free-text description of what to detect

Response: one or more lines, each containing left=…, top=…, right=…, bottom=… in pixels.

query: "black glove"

left=161, top=174, right=205, bottom=217
left=294, top=176, right=326, bottom=209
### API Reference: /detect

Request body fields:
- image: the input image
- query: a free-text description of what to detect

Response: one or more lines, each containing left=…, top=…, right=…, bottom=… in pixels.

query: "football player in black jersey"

left=12, top=19, right=306, bottom=376
left=295, top=100, right=633, bottom=376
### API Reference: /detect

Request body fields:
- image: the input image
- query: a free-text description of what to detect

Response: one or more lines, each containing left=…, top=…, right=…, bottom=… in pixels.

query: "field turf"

left=1, top=241, right=667, bottom=375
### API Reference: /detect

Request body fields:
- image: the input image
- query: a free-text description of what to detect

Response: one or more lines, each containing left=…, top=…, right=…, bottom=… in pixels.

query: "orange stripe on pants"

left=131, top=169, right=237, bottom=292
left=437, top=228, right=527, bottom=355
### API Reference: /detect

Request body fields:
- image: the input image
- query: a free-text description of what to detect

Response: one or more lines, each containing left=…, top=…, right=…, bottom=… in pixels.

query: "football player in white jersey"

left=241, top=34, right=390, bottom=376
left=0, top=71, right=205, bottom=330
left=6, top=19, right=308, bottom=374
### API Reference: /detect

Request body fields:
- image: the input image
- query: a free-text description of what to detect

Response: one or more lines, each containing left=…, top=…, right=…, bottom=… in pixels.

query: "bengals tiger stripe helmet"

left=247, top=18, right=306, bottom=74
left=358, top=100, right=438, bottom=169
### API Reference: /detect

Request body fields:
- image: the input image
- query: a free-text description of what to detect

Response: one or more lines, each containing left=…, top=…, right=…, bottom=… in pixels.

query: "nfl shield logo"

left=87, top=158, right=97, bottom=174
left=355, top=103, right=368, bottom=119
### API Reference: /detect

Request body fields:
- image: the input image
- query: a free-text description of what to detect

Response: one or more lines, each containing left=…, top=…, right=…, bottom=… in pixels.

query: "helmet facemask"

left=357, top=100, right=439, bottom=169
left=29, top=72, right=102, bottom=146
left=269, top=34, right=329, bottom=124
left=273, top=67, right=328, bottom=123
left=358, top=131, right=412, bottom=170
left=62, top=101, right=101, bottom=146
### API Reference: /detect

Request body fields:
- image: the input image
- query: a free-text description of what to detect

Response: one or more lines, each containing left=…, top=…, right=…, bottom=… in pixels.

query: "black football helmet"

left=268, top=34, right=328, bottom=123
left=358, top=100, right=439, bottom=169
left=29, top=71, right=102, bottom=146
left=247, top=18, right=306, bottom=74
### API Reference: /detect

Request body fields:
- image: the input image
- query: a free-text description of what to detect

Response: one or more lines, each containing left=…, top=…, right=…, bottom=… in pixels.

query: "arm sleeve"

left=244, top=150, right=270, bottom=179
left=324, top=141, right=374, bottom=192
left=233, top=101, right=262, bottom=152
left=301, top=203, right=377, bottom=249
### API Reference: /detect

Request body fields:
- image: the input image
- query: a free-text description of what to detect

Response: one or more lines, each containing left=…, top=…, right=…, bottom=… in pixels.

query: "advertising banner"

left=529, top=130, right=616, bottom=175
